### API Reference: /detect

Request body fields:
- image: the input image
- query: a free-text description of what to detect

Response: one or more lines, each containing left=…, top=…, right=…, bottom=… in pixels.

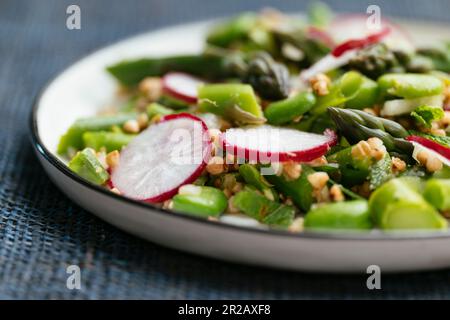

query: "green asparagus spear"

left=58, top=113, right=137, bottom=155
left=348, top=44, right=401, bottom=79
left=172, top=185, right=227, bottom=217
left=264, top=92, right=316, bottom=125
left=68, top=148, right=109, bottom=185
left=369, top=177, right=447, bottom=230
left=328, top=107, right=413, bottom=154
left=243, top=52, right=290, bottom=100
left=82, top=131, right=135, bottom=153
left=424, top=179, right=450, bottom=211
left=304, top=200, right=372, bottom=230
left=146, top=103, right=174, bottom=119
left=198, top=83, right=265, bottom=125
left=107, top=55, right=229, bottom=86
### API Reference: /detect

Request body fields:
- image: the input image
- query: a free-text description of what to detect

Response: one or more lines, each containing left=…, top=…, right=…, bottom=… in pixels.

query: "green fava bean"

left=345, top=75, right=379, bottom=109
left=424, top=179, right=450, bottom=211
left=172, top=185, right=227, bottom=217
left=264, top=92, right=316, bottom=125
left=68, top=148, right=109, bottom=185
left=369, top=177, right=447, bottom=230
left=304, top=200, right=372, bottom=230
left=378, top=73, right=444, bottom=99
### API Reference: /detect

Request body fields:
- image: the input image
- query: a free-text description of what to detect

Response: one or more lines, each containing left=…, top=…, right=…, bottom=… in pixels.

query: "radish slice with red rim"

left=331, top=27, right=390, bottom=57
left=111, top=113, right=212, bottom=203
left=406, top=135, right=450, bottom=166
left=162, top=72, right=204, bottom=104
left=299, top=27, right=390, bottom=81
left=220, top=125, right=337, bottom=163
left=329, top=14, right=414, bottom=53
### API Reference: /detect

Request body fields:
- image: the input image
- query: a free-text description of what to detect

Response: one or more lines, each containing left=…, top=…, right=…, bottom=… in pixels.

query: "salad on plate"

left=57, top=5, right=450, bottom=233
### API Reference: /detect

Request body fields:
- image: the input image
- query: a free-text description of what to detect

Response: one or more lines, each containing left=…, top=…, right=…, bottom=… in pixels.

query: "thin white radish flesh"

left=299, top=50, right=358, bottom=82
left=329, top=14, right=414, bottom=53
left=220, top=125, right=337, bottom=163
left=111, top=113, right=211, bottom=203
left=299, top=27, right=389, bottom=82
left=381, top=95, right=444, bottom=116
left=162, top=72, right=204, bottom=104
left=407, top=136, right=450, bottom=167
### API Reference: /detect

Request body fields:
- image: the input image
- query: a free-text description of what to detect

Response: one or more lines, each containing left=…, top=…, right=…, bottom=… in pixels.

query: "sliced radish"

left=299, top=50, right=358, bottom=82
left=329, top=14, right=414, bottom=53
left=220, top=125, right=337, bottom=163
left=407, top=135, right=450, bottom=166
left=111, top=113, right=212, bottom=203
left=299, top=27, right=390, bottom=82
left=162, top=72, right=204, bottom=104
left=331, top=27, right=390, bottom=57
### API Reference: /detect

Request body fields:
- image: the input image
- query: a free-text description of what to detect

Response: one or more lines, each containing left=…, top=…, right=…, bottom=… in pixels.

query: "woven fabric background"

left=1, top=0, right=450, bottom=299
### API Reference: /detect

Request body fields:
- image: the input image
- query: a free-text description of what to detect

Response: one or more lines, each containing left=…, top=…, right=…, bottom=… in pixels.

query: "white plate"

left=31, top=17, right=450, bottom=273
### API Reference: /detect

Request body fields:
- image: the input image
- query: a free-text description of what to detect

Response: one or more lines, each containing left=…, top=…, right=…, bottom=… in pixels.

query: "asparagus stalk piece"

left=369, top=177, right=447, bottom=230
left=424, top=179, right=450, bottom=211
left=328, top=107, right=413, bottom=154
left=68, top=148, right=109, bottom=185
left=82, top=131, right=135, bottom=153
left=146, top=103, right=174, bottom=119
left=107, top=55, right=230, bottom=86
left=198, top=83, right=265, bottom=125
left=58, top=113, right=137, bottom=155
left=264, top=92, right=316, bottom=125
left=243, top=51, right=290, bottom=100
left=172, top=185, right=228, bottom=217
left=304, top=200, right=372, bottom=230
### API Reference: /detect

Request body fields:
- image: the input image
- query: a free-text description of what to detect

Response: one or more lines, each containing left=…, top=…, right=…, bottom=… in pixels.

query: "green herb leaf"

left=232, top=189, right=294, bottom=227
left=369, top=153, right=393, bottom=190
left=410, top=105, right=444, bottom=128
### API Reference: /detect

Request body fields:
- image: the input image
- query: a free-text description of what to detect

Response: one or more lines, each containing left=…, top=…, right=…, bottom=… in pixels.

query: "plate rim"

left=29, top=18, right=450, bottom=242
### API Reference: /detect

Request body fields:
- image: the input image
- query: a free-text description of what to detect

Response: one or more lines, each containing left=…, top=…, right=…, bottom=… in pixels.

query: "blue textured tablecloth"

left=2, top=0, right=450, bottom=299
